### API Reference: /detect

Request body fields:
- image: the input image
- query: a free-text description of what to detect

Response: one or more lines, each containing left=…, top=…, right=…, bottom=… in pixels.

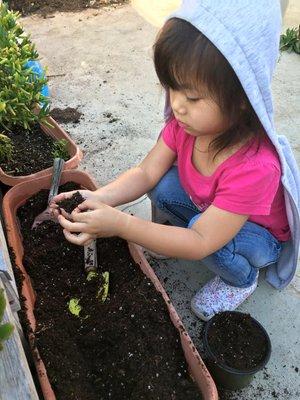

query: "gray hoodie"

left=164, top=0, right=300, bottom=289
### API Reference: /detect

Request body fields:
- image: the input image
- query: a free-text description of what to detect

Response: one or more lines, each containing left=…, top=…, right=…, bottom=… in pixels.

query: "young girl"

left=52, top=0, right=300, bottom=321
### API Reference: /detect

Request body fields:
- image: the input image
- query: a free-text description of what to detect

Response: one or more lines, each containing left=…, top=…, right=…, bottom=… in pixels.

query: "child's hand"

left=57, top=199, right=128, bottom=246
left=51, top=189, right=95, bottom=206
left=50, top=190, right=102, bottom=218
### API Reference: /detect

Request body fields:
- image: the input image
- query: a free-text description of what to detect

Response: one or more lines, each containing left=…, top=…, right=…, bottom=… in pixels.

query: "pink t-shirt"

left=162, top=119, right=291, bottom=242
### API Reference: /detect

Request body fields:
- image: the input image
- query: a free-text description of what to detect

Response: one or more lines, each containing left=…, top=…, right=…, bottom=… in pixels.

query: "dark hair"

left=153, top=18, right=264, bottom=157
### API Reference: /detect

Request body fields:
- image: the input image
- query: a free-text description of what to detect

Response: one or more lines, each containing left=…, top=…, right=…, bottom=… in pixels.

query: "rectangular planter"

left=2, top=170, right=218, bottom=400
left=0, top=115, right=83, bottom=186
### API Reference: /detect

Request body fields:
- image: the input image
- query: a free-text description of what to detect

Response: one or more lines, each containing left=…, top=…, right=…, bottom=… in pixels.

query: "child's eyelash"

left=187, top=97, right=200, bottom=102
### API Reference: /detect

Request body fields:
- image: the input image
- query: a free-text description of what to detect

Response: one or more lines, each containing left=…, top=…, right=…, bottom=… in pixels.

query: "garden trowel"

left=32, top=158, right=65, bottom=229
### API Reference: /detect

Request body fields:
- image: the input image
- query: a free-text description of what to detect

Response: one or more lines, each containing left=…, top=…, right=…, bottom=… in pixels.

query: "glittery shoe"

left=191, top=274, right=258, bottom=321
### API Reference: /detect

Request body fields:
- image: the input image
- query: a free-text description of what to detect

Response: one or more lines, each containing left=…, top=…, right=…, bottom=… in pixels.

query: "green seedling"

left=68, top=298, right=82, bottom=317
left=280, top=26, right=300, bottom=54
left=86, top=270, right=110, bottom=303
left=0, top=3, right=50, bottom=131
left=87, top=271, right=99, bottom=281
left=52, top=139, right=69, bottom=161
left=0, top=133, right=13, bottom=163
left=97, top=271, right=110, bottom=303
left=0, top=289, right=14, bottom=351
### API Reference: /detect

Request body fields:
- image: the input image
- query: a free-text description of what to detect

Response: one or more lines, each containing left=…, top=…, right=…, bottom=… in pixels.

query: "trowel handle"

left=84, top=240, right=98, bottom=273
left=48, top=158, right=65, bottom=204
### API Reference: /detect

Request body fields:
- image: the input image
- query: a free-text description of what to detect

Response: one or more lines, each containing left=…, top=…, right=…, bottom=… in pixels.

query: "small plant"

left=280, top=26, right=300, bottom=54
left=97, top=271, right=110, bottom=303
left=0, top=133, right=13, bottom=163
left=0, top=288, right=14, bottom=351
left=52, top=139, right=69, bottom=160
left=87, top=270, right=110, bottom=303
left=0, top=3, right=50, bottom=131
left=68, top=298, right=82, bottom=317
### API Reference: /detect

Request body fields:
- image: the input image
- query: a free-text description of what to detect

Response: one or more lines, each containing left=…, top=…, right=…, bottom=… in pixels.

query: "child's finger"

left=82, top=238, right=94, bottom=246
left=78, top=199, right=103, bottom=211
left=71, top=211, right=84, bottom=221
left=63, top=230, right=92, bottom=246
left=71, top=206, right=83, bottom=215
left=70, top=210, right=93, bottom=222
left=51, top=190, right=77, bottom=204
left=50, top=208, right=60, bottom=218
left=50, top=207, right=67, bottom=219
left=58, top=208, right=71, bottom=219
left=58, top=215, right=87, bottom=232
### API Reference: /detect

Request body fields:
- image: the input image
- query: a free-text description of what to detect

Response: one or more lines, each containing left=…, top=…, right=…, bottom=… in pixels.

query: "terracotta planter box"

left=2, top=170, right=218, bottom=400
left=0, top=115, right=83, bottom=186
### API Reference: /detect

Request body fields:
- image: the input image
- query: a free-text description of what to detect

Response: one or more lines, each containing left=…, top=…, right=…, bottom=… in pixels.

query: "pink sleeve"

left=213, top=161, right=281, bottom=215
left=161, top=119, right=177, bottom=153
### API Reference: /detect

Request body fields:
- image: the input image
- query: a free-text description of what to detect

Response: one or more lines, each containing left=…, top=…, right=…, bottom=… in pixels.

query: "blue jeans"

left=148, top=167, right=282, bottom=288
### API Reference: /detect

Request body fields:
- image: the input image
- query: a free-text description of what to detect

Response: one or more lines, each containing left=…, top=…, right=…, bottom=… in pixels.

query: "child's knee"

left=210, top=248, right=257, bottom=287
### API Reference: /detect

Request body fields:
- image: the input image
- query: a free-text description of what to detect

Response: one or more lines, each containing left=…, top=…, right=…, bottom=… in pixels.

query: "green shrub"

left=0, top=3, right=50, bottom=131
left=0, top=288, right=14, bottom=351
left=0, top=133, right=13, bottom=162
left=52, top=139, right=69, bottom=160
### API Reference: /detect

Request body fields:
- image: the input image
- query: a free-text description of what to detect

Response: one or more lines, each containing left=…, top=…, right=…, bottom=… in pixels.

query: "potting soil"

left=207, top=312, right=269, bottom=371
left=17, top=183, right=202, bottom=400
left=1, top=123, right=61, bottom=176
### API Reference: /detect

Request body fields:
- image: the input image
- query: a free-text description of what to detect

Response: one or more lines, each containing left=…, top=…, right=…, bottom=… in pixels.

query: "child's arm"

left=59, top=201, right=248, bottom=260
left=118, top=205, right=249, bottom=259
left=52, top=138, right=176, bottom=208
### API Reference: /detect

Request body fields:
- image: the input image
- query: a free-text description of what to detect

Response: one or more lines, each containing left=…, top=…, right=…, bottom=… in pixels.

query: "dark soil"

left=7, top=0, right=128, bottom=16
left=0, top=123, right=65, bottom=176
left=207, top=312, right=269, bottom=371
left=57, top=191, right=84, bottom=214
left=16, top=183, right=202, bottom=400
left=50, top=107, right=83, bottom=124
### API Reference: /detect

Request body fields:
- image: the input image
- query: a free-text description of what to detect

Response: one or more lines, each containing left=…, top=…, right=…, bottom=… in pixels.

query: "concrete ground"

left=21, top=2, right=300, bottom=399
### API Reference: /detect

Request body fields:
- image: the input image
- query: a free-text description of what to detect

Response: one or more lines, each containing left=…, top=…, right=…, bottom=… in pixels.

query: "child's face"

left=169, top=88, right=229, bottom=137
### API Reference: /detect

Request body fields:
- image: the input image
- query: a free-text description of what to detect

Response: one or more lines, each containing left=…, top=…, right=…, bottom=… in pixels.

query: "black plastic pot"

left=203, top=311, right=271, bottom=390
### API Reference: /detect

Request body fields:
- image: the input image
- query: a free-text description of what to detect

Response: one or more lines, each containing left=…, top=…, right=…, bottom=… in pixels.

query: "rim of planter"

left=203, top=311, right=272, bottom=375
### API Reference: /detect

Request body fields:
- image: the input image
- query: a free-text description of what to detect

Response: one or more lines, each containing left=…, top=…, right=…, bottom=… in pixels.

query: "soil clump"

left=50, top=107, right=83, bottom=124
left=57, top=191, right=84, bottom=213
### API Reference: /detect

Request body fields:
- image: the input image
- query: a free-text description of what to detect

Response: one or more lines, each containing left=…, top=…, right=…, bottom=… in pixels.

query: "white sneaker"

left=191, top=274, right=258, bottom=321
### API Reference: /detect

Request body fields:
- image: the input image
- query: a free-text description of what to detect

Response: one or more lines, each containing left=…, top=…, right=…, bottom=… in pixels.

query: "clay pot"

left=2, top=170, right=218, bottom=400
left=203, top=311, right=271, bottom=390
left=0, top=115, right=83, bottom=186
